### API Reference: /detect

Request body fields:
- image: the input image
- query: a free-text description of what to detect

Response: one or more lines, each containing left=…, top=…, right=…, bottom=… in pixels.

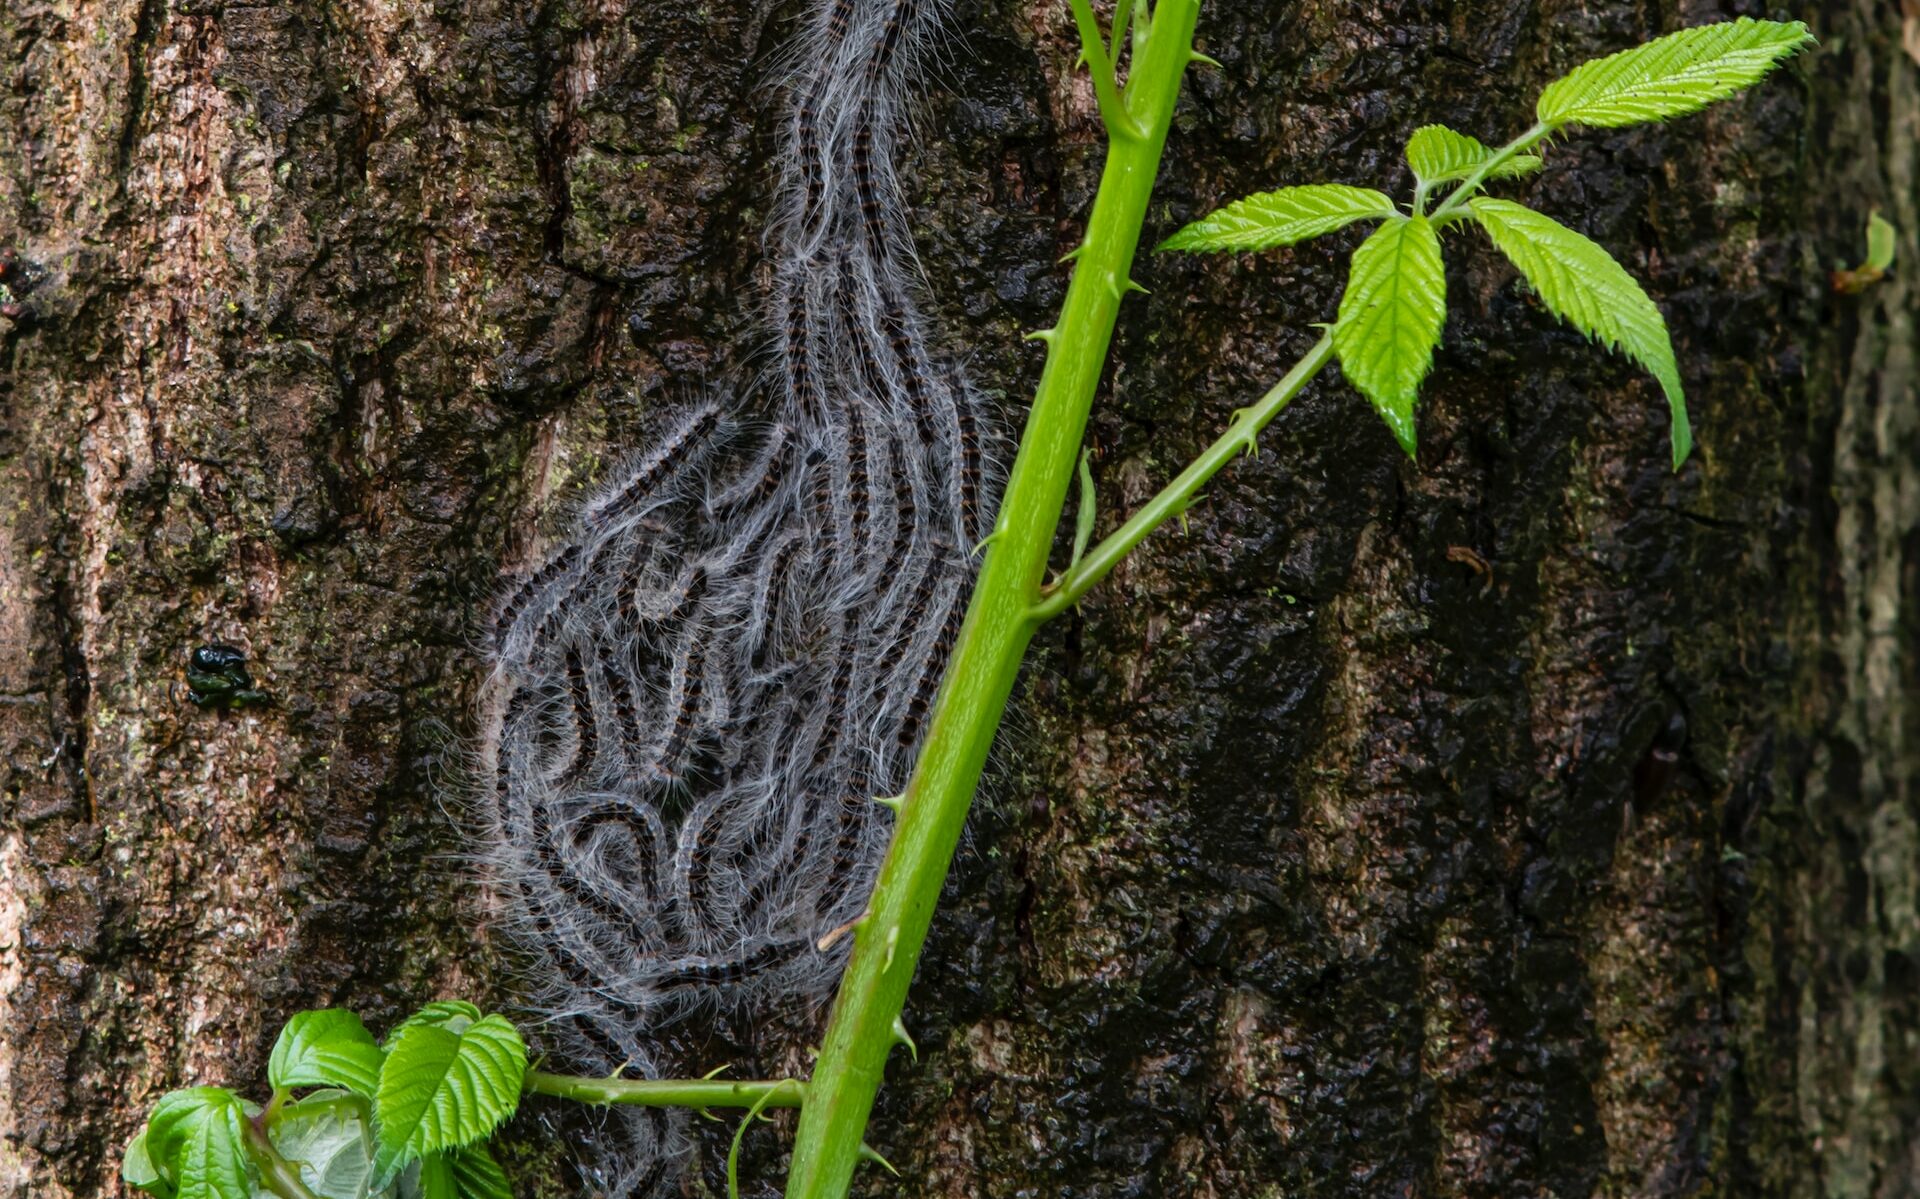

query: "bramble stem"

left=1428, top=121, right=1553, bottom=222
left=244, top=1120, right=325, bottom=1199
left=1069, top=0, right=1146, bottom=138
left=524, top=1071, right=806, bottom=1110
left=1033, top=330, right=1335, bottom=620
left=779, top=2, right=1201, bottom=1197
left=1034, top=119, right=1551, bottom=622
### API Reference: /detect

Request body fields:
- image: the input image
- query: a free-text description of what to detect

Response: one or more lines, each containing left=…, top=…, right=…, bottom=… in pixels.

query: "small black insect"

left=184, top=644, right=269, bottom=708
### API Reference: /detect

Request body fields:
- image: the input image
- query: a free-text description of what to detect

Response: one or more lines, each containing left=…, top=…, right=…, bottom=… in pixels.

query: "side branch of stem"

left=524, top=1072, right=806, bottom=1110
left=244, top=1121, right=326, bottom=1199
left=1068, top=0, right=1146, bottom=138
left=1427, top=121, right=1553, bottom=223
left=1033, top=330, right=1336, bottom=621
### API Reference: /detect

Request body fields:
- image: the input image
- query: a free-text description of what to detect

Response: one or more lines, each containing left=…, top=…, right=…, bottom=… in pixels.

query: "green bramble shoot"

left=124, top=1002, right=802, bottom=1199
left=121, top=13, right=1812, bottom=1199
left=1159, top=16, right=1813, bottom=469
left=1833, top=209, right=1897, bottom=293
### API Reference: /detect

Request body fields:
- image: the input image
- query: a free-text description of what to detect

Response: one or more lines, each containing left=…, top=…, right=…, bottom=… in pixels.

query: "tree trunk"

left=1, top=0, right=1912, bottom=1196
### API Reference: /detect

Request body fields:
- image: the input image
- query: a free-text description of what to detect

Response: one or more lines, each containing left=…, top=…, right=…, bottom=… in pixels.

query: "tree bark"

left=0, top=0, right=1912, bottom=1196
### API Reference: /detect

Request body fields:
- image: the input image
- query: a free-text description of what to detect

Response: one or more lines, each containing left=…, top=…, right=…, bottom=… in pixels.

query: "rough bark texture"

left=0, top=0, right=1914, bottom=1196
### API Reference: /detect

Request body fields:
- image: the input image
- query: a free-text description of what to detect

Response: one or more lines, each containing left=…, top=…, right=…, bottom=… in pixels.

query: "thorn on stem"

left=1189, top=50, right=1224, bottom=68
left=859, top=1143, right=901, bottom=1177
left=891, top=1016, right=918, bottom=1063
left=816, top=912, right=869, bottom=952
left=874, top=793, right=904, bottom=812
left=1023, top=327, right=1058, bottom=343
left=1229, top=406, right=1260, bottom=457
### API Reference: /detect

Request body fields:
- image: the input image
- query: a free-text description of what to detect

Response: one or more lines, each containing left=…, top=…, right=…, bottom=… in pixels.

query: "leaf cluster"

left=125, top=1005, right=524, bottom=1199
left=1160, top=17, right=1813, bottom=466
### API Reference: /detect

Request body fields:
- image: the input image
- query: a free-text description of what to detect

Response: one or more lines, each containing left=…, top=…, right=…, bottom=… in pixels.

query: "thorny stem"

left=1033, top=119, right=1557, bottom=618
left=1034, top=330, right=1337, bottom=619
left=780, top=2, right=1201, bottom=1197
left=1069, top=0, right=1146, bottom=139
left=1428, top=121, right=1553, bottom=223
left=524, top=1071, right=806, bottom=1110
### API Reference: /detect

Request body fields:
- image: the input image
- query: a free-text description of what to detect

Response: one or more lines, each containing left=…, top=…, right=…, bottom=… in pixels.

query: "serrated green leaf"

left=146, top=1089, right=253, bottom=1199
left=1405, top=125, right=1544, bottom=188
left=415, top=1155, right=457, bottom=1199
left=1469, top=198, right=1690, bottom=465
left=409, top=1150, right=513, bottom=1199
left=1536, top=18, right=1813, bottom=130
left=270, top=1093, right=376, bottom=1199
left=124, top=1130, right=177, bottom=1199
left=371, top=1012, right=525, bottom=1188
left=271, top=1010, right=384, bottom=1098
left=179, top=1115, right=253, bottom=1199
left=1157, top=184, right=1397, bottom=253
left=1333, top=215, right=1447, bottom=455
left=449, top=1146, right=514, bottom=1199
left=387, top=1002, right=484, bottom=1045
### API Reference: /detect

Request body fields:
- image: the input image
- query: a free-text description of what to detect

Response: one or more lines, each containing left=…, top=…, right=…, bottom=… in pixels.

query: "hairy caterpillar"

left=475, top=0, right=992, bottom=1191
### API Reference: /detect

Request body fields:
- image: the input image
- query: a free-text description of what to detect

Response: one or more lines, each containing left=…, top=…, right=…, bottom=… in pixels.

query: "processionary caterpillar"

left=475, top=0, right=994, bottom=1192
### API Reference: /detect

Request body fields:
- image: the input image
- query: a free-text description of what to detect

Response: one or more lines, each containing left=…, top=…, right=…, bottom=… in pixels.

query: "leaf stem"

left=523, top=1071, right=806, bottom=1110
left=1033, top=329, right=1335, bottom=621
left=243, top=1120, right=325, bottom=1199
left=1428, top=121, right=1553, bottom=223
left=1069, top=0, right=1146, bottom=139
left=779, top=3, right=1201, bottom=1197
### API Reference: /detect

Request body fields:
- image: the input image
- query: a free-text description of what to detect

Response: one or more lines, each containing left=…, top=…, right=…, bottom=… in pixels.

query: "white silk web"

left=477, top=0, right=990, bottom=1191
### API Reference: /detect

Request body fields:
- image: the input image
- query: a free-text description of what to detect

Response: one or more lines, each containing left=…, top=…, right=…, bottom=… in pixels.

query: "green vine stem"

left=780, top=2, right=1203, bottom=1196
left=1428, top=122, right=1551, bottom=221
left=1034, top=330, right=1336, bottom=619
left=523, top=1071, right=805, bottom=1110
left=1037, top=117, right=1555, bottom=619
left=242, top=1120, right=325, bottom=1199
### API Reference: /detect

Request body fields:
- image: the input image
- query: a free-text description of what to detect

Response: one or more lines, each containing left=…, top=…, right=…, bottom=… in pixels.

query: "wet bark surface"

left=0, top=0, right=1914, bottom=1196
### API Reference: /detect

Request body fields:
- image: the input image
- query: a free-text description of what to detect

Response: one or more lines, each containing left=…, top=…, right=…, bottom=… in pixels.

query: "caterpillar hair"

left=475, top=0, right=996, bottom=1192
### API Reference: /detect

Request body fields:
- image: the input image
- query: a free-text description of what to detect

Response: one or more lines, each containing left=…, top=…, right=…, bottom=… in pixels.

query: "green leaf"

left=371, top=1010, right=526, bottom=1187
left=385, top=1002, right=484, bottom=1045
left=270, top=1092, right=377, bottom=1199
left=410, top=1147, right=509, bottom=1199
left=1866, top=210, right=1897, bottom=273
left=415, top=1155, right=457, bottom=1199
left=1536, top=18, right=1814, bottom=130
left=1468, top=197, right=1689, bottom=465
left=145, top=1089, right=253, bottom=1199
left=1833, top=210, right=1898, bottom=294
left=1157, top=184, right=1397, bottom=253
left=1333, top=215, right=1448, bottom=455
left=271, top=1010, right=384, bottom=1099
left=124, top=1131, right=177, bottom=1199
left=449, top=1146, right=514, bottom=1199
left=1405, top=125, right=1543, bottom=188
